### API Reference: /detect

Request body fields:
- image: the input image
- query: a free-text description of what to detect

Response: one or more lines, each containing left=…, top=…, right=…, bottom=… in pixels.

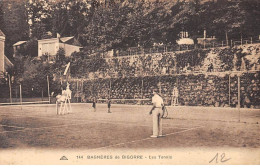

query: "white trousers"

left=152, top=107, right=163, bottom=136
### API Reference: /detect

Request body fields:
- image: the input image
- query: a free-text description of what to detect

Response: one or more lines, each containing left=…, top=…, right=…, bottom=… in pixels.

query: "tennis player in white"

left=149, top=90, right=164, bottom=138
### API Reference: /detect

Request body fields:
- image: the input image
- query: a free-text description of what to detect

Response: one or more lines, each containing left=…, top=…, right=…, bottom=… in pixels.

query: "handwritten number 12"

left=209, top=153, right=231, bottom=163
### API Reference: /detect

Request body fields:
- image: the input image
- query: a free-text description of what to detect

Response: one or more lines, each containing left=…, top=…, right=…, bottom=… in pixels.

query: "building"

left=0, top=29, right=13, bottom=77
left=38, top=35, right=82, bottom=57
left=176, top=31, right=194, bottom=45
left=13, top=41, right=27, bottom=57
left=197, top=30, right=217, bottom=45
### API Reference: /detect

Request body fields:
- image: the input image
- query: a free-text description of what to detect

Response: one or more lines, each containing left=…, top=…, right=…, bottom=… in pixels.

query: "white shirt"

left=152, top=94, right=164, bottom=108
left=174, top=88, right=179, bottom=97
left=65, top=88, right=72, bottom=99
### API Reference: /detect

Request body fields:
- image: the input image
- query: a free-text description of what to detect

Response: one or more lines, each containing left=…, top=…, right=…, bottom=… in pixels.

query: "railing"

left=112, top=38, right=260, bottom=57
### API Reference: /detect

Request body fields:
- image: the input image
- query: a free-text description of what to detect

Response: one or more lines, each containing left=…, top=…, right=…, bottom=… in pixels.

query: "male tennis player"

left=149, top=90, right=164, bottom=138
left=107, top=98, right=111, bottom=113
left=92, top=97, right=97, bottom=112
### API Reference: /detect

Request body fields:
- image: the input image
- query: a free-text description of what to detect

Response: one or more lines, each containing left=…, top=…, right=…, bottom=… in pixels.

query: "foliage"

left=1, top=0, right=260, bottom=97
left=1, top=0, right=259, bottom=58
left=218, top=48, right=234, bottom=71
left=26, top=0, right=54, bottom=39
left=15, top=38, right=38, bottom=57
left=0, top=3, right=4, bottom=32
left=55, top=48, right=66, bottom=62
left=175, top=49, right=209, bottom=68
left=0, top=0, right=28, bottom=56
left=51, top=0, right=92, bottom=39
left=70, top=52, right=108, bottom=78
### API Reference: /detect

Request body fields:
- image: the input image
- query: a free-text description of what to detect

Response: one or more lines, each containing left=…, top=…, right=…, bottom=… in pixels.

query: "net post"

left=41, top=88, right=44, bottom=101
left=81, top=79, right=84, bottom=102
left=15, top=85, right=18, bottom=99
left=109, top=78, right=112, bottom=98
left=8, top=74, right=12, bottom=103
left=47, top=75, right=50, bottom=104
left=19, top=84, right=22, bottom=106
left=77, top=79, right=79, bottom=103
left=238, top=75, right=241, bottom=122
left=229, top=73, right=231, bottom=106
left=141, top=77, right=144, bottom=99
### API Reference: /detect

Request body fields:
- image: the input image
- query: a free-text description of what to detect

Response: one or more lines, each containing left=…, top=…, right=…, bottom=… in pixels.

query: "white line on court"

left=90, top=126, right=205, bottom=150
left=0, top=113, right=201, bottom=131
left=0, top=118, right=191, bottom=134
left=0, top=124, right=26, bottom=129
left=0, top=122, right=97, bottom=134
left=0, top=103, right=55, bottom=108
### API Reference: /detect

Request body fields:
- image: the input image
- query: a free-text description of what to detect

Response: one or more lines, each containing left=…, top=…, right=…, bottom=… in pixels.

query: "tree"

left=52, top=0, right=92, bottom=39
left=239, top=0, right=260, bottom=38
left=56, top=48, right=66, bottom=62
left=0, top=2, right=4, bottom=32
left=209, top=0, right=246, bottom=45
left=1, top=0, right=29, bottom=57
left=12, top=55, right=62, bottom=98
left=26, top=0, right=53, bottom=39
left=18, top=38, right=38, bottom=57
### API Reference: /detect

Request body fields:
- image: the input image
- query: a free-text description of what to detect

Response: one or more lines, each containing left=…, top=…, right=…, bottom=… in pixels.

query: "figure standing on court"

left=56, top=86, right=66, bottom=115
left=92, top=97, right=97, bottom=112
left=171, top=86, right=179, bottom=106
left=149, top=90, right=164, bottom=138
left=107, top=98, right=111, bottom=113
left=65, top=82, right=72, bottom=113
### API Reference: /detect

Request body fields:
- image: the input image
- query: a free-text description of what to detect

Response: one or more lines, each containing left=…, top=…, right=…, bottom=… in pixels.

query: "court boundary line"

left=0, top=101, right=50, bottom=106
left=0, top=118, right=192, bottom=134
left=0, top=124, right=26, bottom=129
left=0, top=103, right=55, bottom=108
left=90, top=126, right=204, bottom=150
left=0, top=122, right=101, bottom=134
left=0, top=112, right=203, bottom=130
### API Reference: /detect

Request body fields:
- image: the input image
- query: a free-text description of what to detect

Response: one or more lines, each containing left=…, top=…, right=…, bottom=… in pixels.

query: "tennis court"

left=1, top=103, right=260, bottom=150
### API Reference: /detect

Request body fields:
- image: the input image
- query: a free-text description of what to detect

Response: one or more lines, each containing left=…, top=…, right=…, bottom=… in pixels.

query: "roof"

left=13, top=41, right=27, bottom=46
left=38, top=36, right=81, bottom=46
left=176, top=38, right=194, bottom=45
left=0, top=29, right=5, bottom=37
left=197, top=37, right=217, bottom=41
left=38, top=38, right=59, bottom=43
left=4, top=55, right=14, bottom=68
left=60, top=37, right=74, bottom=43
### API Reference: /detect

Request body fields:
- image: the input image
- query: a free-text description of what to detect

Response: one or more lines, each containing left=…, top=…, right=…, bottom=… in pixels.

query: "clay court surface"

left=0, top=103, right=259, bottom=150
